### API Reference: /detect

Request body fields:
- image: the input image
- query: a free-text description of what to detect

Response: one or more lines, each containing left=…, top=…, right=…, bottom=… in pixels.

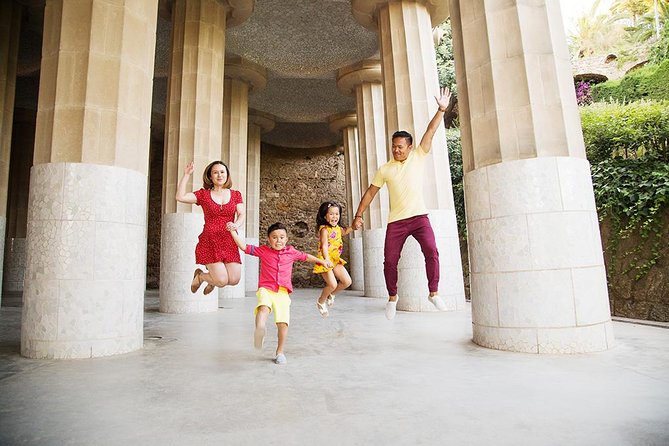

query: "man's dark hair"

left=267, top=222, right=287, bottom=236
left=392, top=130, right=413, bottom=146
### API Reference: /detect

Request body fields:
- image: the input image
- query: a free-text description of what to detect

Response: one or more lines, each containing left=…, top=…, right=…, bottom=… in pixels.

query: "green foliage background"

left=591, top=59, right=669, bottom=102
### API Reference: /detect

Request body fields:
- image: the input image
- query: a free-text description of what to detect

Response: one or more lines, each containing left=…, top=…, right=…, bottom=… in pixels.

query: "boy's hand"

left=323, top=259, right=333, bottom=269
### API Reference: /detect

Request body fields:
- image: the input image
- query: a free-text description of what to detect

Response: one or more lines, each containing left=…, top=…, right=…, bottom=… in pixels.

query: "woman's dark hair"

left=202, top=160, right=232, bottom=189
left=267, top=222, right=287, bottom=236
left=316, top=201, right=346, bottom=232
left=392, top=130, right=413, bottom=146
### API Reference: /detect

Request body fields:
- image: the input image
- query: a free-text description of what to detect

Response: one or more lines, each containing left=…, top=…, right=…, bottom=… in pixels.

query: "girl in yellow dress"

left=313, top=201, right=353, bottom=317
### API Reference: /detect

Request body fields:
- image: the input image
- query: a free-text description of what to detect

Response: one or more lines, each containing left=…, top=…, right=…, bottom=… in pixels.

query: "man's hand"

left=435, top=86, right=452, bottom=111
left=352, top=215, right=363, bottom=230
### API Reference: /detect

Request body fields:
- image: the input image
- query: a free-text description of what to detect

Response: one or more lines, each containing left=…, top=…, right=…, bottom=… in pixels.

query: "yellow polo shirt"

left=371, top=146, right=428, bottom=223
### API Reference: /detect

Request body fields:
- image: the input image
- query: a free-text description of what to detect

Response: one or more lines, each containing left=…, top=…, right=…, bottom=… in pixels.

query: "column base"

left=21, top=163, right=146, bottom=359
left=3, top=237, right=26, bottom=293
left=348, top=234, right=364, bottom=291
left=159, top=213, right=217, bottom=313
left=362, top=228, right=387, bottom=298
left=473, top=320, right=615, bottom=354
left=245, top=237, right=259, bottom=293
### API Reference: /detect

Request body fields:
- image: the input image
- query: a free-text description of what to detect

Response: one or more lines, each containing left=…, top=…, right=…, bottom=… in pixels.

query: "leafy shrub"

left=446, top=128, right=465, bottom=235
left=580, top=100, right=669, bottom=162
left=592, top=59, right=669, bottom=102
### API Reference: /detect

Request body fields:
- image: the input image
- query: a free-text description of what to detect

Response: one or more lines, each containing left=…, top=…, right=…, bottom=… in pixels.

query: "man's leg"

left=384, top=220, right=412, bottom=300
left=412, top=216, right=446, bottom=311
left=411, top=215, right=440, bottom=294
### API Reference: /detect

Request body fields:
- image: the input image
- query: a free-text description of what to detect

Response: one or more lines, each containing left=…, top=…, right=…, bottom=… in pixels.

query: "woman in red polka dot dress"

left=176, top=160, right=245, bottom=295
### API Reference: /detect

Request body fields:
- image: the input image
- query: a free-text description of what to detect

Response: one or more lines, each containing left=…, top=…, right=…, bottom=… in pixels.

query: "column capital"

left=224, top=55, right=267, bottom=93
left=248, top=109, right=275, bottom=133
left=351, top=0, right=450, bottom=30
left=328, top=111, right=357, bottom=134
left=336, top=59, right=382, bottom=96
left=222, top=0, right=255, bottom=28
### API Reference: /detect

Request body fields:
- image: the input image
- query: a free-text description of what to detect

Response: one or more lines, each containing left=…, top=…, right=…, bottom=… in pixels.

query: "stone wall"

left=600, top=210, right=669, bottom=322
left=259, top=143, right=349, bottom=288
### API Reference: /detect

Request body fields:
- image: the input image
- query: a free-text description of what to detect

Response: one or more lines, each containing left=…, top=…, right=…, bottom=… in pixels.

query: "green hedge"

left=592, top=59, right=669, bottom=103
left=446, top=128, right=465, bottom=235
left=580, top=100, right=669, bottom=162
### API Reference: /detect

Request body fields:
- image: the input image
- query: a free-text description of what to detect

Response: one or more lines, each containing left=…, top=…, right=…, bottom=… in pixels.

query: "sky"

left=560, top=0, right=614, bottom=34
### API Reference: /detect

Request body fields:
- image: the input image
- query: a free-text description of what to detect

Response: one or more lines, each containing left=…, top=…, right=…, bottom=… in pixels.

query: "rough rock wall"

left=259, top=143, right=349, bottom=288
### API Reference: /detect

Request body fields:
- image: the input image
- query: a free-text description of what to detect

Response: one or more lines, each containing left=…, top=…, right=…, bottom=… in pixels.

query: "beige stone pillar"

left=0, top=3, right=21, bottom=304
left=22, top=0, right=158, bottom=358
left=451, top=0, right=613, bottom=353
left=352, top=0, right=466, bottom=311
left=221, top=56, right=267, bottom=299
left=246, top=109, right=274, bottom=292
left=161, top=0, right=227, bottom=313
left=337, top=59, right=388, bottom=298
left=329, top=112, right=364, bottom=291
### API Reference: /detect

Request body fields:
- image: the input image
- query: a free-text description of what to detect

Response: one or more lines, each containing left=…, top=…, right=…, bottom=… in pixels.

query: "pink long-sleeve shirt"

left=244, top=244, right=308, bottom=293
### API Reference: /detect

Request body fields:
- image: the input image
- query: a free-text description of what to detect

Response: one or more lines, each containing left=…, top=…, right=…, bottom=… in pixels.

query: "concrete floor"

left=1, top=289, right=668, bottom=446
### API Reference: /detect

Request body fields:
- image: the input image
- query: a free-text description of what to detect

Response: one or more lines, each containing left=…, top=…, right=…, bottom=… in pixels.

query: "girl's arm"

left=305, top=253, right=330, bottom=267
left=227, top=226, right=247, bottom=251
left=175, top=161, right=198, bottom=204
left=319, top=227, right=330, bottom=260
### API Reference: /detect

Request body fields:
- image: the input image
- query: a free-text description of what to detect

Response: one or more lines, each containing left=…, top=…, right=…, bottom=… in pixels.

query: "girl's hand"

left=324, top=259, right=333, bottom=269
left=184, top=161, right=195, bottom=176
left=226, top=222, right=237, bottom=232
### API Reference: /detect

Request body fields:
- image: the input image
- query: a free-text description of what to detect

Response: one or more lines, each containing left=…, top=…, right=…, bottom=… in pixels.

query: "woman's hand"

left=226, top=222, right=237, bottom=232
left=184, top=161, right=194, bottom=176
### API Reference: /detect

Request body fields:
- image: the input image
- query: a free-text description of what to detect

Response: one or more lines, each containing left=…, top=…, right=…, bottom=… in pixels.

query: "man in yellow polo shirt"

left=352, top=87, right=451, bottom=320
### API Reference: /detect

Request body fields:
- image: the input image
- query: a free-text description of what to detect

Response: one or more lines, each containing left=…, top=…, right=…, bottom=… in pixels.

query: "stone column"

left=352, top=0, right=466, bottom=311
left=337, top=59, right=388, bottom=297
left=246, top=109, right=274, bottom=292
left=328, top=112, right=364, bottom=291
left=0, top=2, right=21, bottom=303
left=3, top=110, right=34, bottom=294
left=221, top=56, right=267, bottom=299
left=22, top=0, right=158, bottom=359
left=160, top=0, right=227, bottom=313
left=451, top=0, right=613, bottom=353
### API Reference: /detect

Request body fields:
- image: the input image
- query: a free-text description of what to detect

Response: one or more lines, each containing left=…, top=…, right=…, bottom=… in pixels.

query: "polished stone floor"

left=1, top=289, right=668, bottom=445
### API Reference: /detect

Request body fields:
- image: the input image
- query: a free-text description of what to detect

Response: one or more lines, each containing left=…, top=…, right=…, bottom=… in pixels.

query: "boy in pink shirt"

left=228, top=222, right=329, bottom=365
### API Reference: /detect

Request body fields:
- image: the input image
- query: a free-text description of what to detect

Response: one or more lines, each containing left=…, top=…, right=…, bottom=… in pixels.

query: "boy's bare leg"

left=276, top=322, right=288, bottom=355
left=254, top=306, right=270, bottom=349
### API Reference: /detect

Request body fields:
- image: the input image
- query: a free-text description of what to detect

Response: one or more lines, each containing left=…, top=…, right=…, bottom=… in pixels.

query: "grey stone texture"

left=259, top=143, right=349, bottom=288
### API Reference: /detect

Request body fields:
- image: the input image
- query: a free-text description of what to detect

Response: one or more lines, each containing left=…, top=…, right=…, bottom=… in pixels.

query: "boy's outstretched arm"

left=227, top=225, right=247, bottom=251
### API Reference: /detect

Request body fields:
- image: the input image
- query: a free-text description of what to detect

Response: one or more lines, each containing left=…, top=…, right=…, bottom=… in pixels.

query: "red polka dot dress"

left=193, top=188, right=243, bottom=265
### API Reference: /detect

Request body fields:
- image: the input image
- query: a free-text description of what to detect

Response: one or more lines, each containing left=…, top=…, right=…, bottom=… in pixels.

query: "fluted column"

left=22, top=0, right=158, bottom=358
left=337, top=59, right=388, bottom=298
left=160, top=0, right=227, bottom=313
left=0, top=3, right=21, bottom=303
left=451, top=0, right=613, bottom=353
left=329, top=112, right=364, bottom=291
left=353, top=0, right=466, bottom=311
left=221, top=56, right=267, bottom=299
left=246, top=110, right=274, bottom=292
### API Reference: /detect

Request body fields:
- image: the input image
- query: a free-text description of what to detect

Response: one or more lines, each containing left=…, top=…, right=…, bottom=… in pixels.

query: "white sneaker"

left=385, top=297, right=399, bottom=320
left=428, top=294, right=447, bottom=311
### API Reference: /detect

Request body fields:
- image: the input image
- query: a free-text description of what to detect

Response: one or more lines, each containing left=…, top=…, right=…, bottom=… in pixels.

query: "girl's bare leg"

left=318, top=270, right=337, bottom=304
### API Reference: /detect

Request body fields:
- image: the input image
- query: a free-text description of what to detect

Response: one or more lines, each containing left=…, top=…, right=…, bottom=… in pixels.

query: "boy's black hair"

left=392, top=130, right=413, bottom=146
left=316, top=201, right=347, bottom=232
left=267, top=222, right=287, bottom=236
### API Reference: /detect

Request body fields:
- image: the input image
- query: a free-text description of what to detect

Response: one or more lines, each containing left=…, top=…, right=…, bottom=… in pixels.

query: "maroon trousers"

left=383, top=214, right=440, bottom=296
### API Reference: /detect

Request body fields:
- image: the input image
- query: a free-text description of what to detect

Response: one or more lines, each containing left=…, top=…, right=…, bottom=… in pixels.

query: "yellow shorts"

left=255, top=287, right=291, bottom=325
